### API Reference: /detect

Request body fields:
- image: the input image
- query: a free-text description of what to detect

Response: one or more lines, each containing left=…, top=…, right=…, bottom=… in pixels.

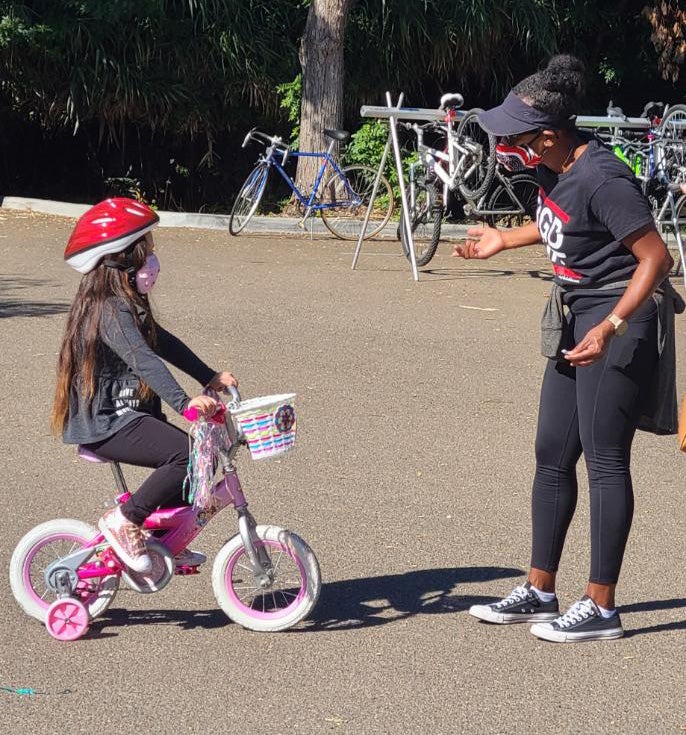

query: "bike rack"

left=352, top=93, right=449, bottom=282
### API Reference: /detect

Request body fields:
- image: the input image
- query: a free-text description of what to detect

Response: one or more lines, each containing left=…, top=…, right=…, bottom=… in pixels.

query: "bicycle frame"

left=44, top=411, right=274, bottom=594
left=464, top=169, right=535, bottom=219
left=656, top=187, right=686, bottom=287
left=257, top=140, right=362, bottom=219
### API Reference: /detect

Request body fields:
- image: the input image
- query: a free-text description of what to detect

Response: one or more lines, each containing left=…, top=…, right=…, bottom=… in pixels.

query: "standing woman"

left=460, top=56, right=683, bottom=642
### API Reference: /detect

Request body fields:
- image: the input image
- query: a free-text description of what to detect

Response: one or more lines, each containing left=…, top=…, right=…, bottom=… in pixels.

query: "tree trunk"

left=296, top=0, right=354, bottom=195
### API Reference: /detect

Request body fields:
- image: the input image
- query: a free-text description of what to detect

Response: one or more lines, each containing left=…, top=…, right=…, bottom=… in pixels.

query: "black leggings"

left=85, top=415, right=190, bottom=526
left=531, top=295, right=658, bottom=585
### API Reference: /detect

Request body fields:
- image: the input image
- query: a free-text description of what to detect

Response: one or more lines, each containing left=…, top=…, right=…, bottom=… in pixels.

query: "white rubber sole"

left=530, top=622, right=624, bottom=642
left=98, top=518, right=153, bottom=574
left=469, top=604, right=559, bottom=624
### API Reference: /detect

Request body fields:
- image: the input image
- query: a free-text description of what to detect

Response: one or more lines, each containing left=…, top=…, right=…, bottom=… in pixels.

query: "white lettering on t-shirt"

left=537, top=196, right=568, bottom=265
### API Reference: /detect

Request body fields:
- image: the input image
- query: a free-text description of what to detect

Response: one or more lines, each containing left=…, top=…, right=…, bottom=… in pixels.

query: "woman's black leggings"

left=531, top=295, right=658, bottom=585
left=85, top=415, right=190, bottom=526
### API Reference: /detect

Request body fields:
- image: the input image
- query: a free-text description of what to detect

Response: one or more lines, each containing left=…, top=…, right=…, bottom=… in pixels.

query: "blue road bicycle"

left=229, top=128, right=394, bottom=240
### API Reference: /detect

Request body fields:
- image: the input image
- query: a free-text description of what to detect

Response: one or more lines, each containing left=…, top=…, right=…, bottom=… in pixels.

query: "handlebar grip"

left=227, top=385, right=241, bottom=407
left=668, top=182, right=686, bottom=194
left=183, top=402, right=227, bottom=423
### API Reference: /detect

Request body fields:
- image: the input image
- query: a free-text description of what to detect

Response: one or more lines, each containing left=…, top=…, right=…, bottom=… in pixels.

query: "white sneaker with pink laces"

left=98, top=506, right=152, bottom=574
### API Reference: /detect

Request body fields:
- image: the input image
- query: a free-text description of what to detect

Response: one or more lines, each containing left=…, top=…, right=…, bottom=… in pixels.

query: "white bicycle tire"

left=10, top=518, right=119, bottom=623
left=212, top=524, right=320, bottom=632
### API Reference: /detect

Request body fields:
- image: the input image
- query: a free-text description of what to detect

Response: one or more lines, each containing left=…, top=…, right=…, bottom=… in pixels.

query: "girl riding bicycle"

left=51, top=197, right=238, bottom=574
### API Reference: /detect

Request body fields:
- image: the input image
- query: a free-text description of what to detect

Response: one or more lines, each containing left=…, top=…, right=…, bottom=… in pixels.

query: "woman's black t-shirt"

left=536, top=137, right=655, bottom=288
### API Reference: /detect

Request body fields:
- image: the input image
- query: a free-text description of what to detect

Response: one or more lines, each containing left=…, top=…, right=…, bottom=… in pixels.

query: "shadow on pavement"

left=619, top=596, right=686, bottom=614
left=92, top=607, right=230, bottom=635
left=89, top=565, right=522, bottom=636
left=619, top=596, right=686, bottom=638
left=303, top=565, right=523, bottom=632
left=0, top=298, right=70, bottom=318
left=0, top=275, right=69, bottom=318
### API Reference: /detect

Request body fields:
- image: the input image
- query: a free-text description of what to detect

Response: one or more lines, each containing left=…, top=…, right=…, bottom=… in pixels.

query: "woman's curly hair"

left=513, top=55, right=586, bottom=119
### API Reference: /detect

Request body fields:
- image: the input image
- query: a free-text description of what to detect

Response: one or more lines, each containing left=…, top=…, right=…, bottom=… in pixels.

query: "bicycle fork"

left=235, top=508, right=276, bottom=588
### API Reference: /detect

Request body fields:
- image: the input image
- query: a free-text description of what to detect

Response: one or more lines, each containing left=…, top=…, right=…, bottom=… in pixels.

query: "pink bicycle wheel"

left=225, top=540, right=307, bottom=620
left=11, top=520, right=118, bottom=623
left=213, top=526, right=320, bottom=631
left=45, top=598, right=90, bottom=641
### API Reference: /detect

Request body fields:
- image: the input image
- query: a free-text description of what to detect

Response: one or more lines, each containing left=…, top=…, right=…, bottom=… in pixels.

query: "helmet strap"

left=102, top=257, right=137, bottom=287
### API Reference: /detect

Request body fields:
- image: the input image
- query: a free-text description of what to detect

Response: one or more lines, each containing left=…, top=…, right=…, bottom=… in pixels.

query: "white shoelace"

left=555, top=599, right=595, bottom=628
left=495, top=585, right=530, bottom=609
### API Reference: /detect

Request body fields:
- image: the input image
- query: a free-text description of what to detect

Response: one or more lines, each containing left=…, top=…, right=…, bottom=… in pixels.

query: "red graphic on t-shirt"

left=553, top=263, right=583, bottom=283
left=537, top=191, right=572, bottom=270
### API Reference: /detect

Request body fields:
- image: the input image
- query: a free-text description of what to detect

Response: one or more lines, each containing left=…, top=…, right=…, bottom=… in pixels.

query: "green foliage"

left=276, top=74, right=302, bottom=144
left=0, top=0, right=683, bottom=211
left=343, top=119, right=417, bottom=201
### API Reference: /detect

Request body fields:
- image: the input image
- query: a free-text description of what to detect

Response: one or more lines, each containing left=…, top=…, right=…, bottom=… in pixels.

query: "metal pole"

left=387, top=91, right=419, bottom=281
left=351, top=93, right=403, bottom=270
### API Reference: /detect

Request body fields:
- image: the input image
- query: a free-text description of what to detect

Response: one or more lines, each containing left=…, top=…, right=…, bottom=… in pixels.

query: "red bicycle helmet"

left=64, top=198, right=159, bottom=274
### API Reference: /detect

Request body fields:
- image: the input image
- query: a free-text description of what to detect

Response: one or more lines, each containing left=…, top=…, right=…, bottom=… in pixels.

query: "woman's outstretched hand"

left=563, top=322, right=615, bottom=367
left=452, top=225, right=506, bottom=260
left=208, top=371, right=239, bottom=392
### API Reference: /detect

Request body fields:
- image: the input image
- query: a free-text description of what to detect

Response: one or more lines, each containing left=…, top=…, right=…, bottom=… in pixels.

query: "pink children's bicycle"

left=10, top=388, right=321, bottom=640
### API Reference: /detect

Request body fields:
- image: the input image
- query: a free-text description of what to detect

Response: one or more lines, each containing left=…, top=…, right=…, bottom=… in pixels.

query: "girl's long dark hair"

left=51, top=238, right=156, bottom=435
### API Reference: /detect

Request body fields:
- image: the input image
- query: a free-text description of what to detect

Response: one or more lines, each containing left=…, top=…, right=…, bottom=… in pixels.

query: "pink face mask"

left=135, top=253, right=160, bottom=294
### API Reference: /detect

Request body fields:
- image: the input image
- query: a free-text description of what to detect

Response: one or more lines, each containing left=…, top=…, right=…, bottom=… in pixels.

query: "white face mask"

left=135, top=253, right=160, bottom=294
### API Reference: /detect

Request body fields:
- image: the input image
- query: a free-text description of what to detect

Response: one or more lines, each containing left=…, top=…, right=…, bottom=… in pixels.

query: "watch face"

left=608, top=314, right=628, bottom=335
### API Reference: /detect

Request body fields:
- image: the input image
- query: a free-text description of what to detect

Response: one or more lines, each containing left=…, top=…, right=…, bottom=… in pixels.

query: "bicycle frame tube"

left=263, top=144, right=352, bottom=213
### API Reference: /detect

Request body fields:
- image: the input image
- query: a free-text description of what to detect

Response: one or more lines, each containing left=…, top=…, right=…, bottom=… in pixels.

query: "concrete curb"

left=1, top=195, right=471, bottom=239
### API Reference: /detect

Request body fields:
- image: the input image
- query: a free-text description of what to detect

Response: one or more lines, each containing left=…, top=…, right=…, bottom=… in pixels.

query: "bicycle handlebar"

left=242, top=128, right=287, bottom=150
left=183, top=386, right=243, bottom=422
left=399, top=120, right=445, bottom=133
left=183, top=401, right=227, bottom=423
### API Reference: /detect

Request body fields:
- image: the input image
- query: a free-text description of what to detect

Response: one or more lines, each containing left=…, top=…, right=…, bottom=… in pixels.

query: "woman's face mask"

left=135, top=253, right=160, bottom=294
left=495, top=131, right=543, bottom=172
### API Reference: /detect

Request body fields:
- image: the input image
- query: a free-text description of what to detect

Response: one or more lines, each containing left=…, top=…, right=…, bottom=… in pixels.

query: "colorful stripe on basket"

left=238, top=411, right=296, bottom=459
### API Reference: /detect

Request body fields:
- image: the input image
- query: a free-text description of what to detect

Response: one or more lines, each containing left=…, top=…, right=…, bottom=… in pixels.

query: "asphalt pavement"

left=0, top=210, right=684, bottom=734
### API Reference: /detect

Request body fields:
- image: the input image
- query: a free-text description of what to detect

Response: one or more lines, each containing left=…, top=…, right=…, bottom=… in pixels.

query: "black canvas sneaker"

left=530, top=596, right=624, bottom=642
left=469, top=582, right=560, bottom=624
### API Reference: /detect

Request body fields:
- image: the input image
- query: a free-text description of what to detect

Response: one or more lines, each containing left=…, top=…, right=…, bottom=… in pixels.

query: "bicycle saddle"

left=641, top=100, right=664, bottom=119
left=324, top=128, right=350, bottom=142
left=440, top=93, right=464, bottom=110
left=77, top=446, right=110, bottom=463
left=606, top=101, right=627, bottom=119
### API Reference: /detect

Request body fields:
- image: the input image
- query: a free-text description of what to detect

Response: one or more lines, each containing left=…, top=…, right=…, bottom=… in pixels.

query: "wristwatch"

left=606, top=313, right=628, bottom=336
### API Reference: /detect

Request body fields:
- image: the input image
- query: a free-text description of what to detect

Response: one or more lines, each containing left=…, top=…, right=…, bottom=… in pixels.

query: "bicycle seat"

left=77, top=446, right=110, bottom=463
left=324, top=128, right=350, bottom=142
left=606, top=101, right=626, bottom=119
left=440, top=93, right=464, bottom=110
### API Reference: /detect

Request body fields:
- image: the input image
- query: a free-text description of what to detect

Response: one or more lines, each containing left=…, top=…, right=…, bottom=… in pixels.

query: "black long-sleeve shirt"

left=63, top=297, right=216, bottom=444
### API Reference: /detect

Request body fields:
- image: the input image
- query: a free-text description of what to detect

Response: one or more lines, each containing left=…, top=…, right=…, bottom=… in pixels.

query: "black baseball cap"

left=478, top=92, right=575, bottom=137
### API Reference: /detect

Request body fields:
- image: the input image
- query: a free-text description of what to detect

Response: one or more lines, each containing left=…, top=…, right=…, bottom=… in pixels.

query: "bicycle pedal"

left=174, top=564, right=201, bottom=576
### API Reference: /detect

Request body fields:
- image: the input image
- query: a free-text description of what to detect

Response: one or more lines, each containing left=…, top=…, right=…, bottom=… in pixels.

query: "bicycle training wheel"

left=399, top=181, right=443, bottom=267
left=455, top=108, right=497, bottom=202
left=212, top=525, right=321, bottom=632
left=10, top=519, right=119, bottom=623
left=485, top=174, right=539, bottom=229
left=320, top=164, right=394, bottom=240
left=228, top=163, right=270, bottom=235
